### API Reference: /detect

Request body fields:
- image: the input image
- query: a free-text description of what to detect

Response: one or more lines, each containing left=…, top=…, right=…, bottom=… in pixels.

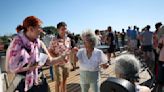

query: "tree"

left=42, top=26, right=57, bottom=35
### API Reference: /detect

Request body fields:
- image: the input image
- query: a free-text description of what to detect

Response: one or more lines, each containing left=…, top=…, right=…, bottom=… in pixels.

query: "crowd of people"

left=1, top=15, right=164, bottom=92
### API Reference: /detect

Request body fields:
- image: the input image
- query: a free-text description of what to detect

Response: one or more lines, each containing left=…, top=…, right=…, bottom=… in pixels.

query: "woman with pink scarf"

left=6, top=16, right=69, bottom=92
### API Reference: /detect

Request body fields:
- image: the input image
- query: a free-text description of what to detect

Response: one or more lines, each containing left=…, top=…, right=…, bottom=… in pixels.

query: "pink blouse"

left=6, top=33, right=40, bottom=91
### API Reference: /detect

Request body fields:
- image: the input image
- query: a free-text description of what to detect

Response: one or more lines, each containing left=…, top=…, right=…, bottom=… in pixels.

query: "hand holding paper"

left=38, top=53, right=48, bottom=66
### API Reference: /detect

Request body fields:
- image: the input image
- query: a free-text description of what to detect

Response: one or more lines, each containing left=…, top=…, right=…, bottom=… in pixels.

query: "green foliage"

left=42, top=26, right=58, bottom=35
left=0, top=35, right=11, bottom=51
left=0, top=35, right=10, bottom=43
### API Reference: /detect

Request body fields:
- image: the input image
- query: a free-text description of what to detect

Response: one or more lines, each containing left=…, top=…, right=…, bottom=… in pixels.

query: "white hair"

left=115, top=54, right=140, bottom=81
left=81, top=29, right=98, bottom=47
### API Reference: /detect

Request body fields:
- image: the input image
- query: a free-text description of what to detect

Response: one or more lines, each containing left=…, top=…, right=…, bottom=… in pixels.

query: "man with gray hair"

left=114, top=54, right=151, bottom=92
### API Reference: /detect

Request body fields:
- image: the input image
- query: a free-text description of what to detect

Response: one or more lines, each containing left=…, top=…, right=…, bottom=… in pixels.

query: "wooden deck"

left=0, top=51, right=152, bottom=92
left=44, top=60, right=116, bottom=92
left=44, top=52, right=151, bottom=92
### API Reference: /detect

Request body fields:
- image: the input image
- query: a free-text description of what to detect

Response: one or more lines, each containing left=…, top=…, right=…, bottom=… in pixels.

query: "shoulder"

left=77, top=48, right=85, bottom=57
left=78, top=48, right=85, bottom=53
left=94, top=48, right=103, bottom=54
left=11, top=35, right=23, bottom=46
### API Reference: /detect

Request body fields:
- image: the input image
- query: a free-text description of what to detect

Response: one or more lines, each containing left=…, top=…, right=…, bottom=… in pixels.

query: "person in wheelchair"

left=114, top=54, right=150, bottom=92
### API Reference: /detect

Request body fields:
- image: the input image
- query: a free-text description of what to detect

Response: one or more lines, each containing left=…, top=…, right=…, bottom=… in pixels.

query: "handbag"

left=7, top=71, right=50, bottom=92
left=6, top=74, right=25, bottom=92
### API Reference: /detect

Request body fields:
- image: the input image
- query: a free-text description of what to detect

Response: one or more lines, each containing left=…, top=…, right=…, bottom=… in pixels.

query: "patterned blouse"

left=6, top=32, right=40, bottom=91
left=48, top=35, right=70, bottom=65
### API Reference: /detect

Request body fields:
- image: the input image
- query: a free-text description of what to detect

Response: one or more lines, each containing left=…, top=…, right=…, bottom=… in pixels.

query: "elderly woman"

left=76, top=30, right=108, bottom=92
left=6, top=16, right=69, bottom=92
left=114, top=54, right=151, bottom=92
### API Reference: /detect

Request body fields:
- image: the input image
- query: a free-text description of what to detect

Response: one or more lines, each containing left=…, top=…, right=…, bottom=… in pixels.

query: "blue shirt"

left=130, top=30, right=137, bottom=40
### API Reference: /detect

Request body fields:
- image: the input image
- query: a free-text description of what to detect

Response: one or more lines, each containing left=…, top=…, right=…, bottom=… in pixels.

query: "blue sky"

left=0, top=0, right=163, bottom=36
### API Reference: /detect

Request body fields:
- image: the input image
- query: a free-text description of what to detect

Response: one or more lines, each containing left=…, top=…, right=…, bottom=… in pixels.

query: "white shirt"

left=96, top=35, right=102, bottom=46
left=77, top=48, right=107, bottom=71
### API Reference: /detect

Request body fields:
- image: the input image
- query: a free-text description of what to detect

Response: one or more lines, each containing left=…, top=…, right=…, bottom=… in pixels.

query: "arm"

left=99, top=51, right=108, bottom=69
left=40, top=40, right=70, bottom=65
left=14, top=63, right=37, bottom=73
left=73, top=47, right=79, bottom=62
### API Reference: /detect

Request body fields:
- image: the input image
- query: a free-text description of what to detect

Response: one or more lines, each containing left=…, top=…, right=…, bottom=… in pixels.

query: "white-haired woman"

left=75, top=30, right=108, bottom=92
left=115, top=54, right=151, bottom=92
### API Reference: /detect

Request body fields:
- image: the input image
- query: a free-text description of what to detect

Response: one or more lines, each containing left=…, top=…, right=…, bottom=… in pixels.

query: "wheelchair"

left=100, top=77, right=135, bottom=92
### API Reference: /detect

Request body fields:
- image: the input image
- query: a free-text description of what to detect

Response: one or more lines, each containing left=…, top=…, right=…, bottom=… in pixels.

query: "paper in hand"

left=39, top=53, right=48, bottom=66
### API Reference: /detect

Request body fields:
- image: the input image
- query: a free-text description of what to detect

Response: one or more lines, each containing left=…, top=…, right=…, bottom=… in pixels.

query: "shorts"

left=107, top=45, right=115, bottom=53
left=157, top=61, right=164, bottom=84
left=142, top=45, right=153, bottom=52
left=54, top=64, right=69, bottom=82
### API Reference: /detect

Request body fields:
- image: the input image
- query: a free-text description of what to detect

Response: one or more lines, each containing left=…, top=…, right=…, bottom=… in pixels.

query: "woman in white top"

left=76, top=30, right=108, bottom=92
left=115, top=54, right=151, bottom=92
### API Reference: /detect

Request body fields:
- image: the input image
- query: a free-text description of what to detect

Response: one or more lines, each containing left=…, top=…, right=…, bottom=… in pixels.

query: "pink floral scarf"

left=6, top=32, right=40, bottom=91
